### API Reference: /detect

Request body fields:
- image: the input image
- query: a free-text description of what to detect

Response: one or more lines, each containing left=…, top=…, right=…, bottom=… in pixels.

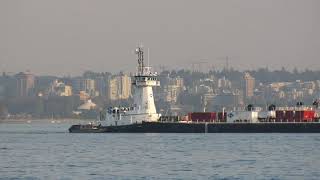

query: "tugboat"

left=103, top=46, right=161, bottom=126
left=68, top=123, right=106, bottom=133
left=69, top=46, right=161, bottom=133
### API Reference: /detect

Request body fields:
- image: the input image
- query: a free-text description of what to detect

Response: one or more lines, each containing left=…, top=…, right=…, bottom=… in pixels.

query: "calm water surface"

left=0, top=122, right=320, bottom=180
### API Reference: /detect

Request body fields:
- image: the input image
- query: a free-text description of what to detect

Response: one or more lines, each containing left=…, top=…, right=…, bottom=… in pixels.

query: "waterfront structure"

left=15, top=71, right=35, bottom=97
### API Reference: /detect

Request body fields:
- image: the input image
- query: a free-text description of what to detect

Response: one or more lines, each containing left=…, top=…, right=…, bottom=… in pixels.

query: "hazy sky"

left=0, top=0, right=319, bottom=76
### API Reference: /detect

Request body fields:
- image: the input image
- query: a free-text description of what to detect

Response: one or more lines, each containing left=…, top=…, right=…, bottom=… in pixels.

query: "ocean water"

left=0, top=122, right=320, bottom=180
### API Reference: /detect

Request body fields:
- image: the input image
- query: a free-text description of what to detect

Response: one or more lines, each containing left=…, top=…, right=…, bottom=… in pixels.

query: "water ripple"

left=0, top=124, right=320, bottom=179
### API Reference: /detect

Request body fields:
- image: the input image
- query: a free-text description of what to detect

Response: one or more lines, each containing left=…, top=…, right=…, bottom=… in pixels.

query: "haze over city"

left=0, top=0, right=319, bottom=76
left=2, top=1, right=320, bottom=179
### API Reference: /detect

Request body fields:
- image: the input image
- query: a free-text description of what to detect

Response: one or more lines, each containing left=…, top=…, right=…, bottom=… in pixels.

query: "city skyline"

left=1, top=0, right=319, bottom=76
left=1, top=66, right=319, bottom=119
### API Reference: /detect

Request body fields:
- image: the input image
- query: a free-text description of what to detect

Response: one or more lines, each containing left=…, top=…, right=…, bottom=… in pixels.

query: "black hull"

left=68, top=125, right=108, bottom=133
left=69, top=122, right=320, bottom=133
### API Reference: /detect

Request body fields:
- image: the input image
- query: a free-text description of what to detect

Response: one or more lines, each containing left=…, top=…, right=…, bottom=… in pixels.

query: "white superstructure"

left=227, top=106, right=261, bottom=123
left=227, top=110, right=259, bottom=123
left=103, top=47, right=161, bottom=126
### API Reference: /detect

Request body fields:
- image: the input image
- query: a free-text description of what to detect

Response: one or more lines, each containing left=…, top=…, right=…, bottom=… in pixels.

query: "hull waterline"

left=69, top=122, right=320, bottom=133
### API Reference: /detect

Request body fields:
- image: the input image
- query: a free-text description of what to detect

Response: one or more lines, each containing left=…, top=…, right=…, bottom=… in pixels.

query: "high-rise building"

left=161, top=77, right=185, bottom=103
left=107, top=73, right=131, bottom=101
left=170, top=77, right=184, bottom=88
left=79, top=78, right=96, bottom=97
left=71, top=77, right=82, bottom=94
left=95, top=76, right=107, bottom=97
left=15, top=72, right=35, bottom=97
left=243, top=72, right=255, bottom=98
left=163, top=85, right=179, bottom=103
left=120, top=74, right=131, bottom=99
left=108, top=78, right=118, bottom=101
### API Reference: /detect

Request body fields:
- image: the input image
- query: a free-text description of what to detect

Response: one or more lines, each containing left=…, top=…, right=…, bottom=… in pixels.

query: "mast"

left=135, top=47, right=144, bottom=75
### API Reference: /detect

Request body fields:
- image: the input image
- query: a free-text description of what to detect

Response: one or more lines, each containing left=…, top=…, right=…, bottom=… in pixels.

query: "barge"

left=69, top=121, right=320, bottom=133
left=69, top=47, right=320, bottom=133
